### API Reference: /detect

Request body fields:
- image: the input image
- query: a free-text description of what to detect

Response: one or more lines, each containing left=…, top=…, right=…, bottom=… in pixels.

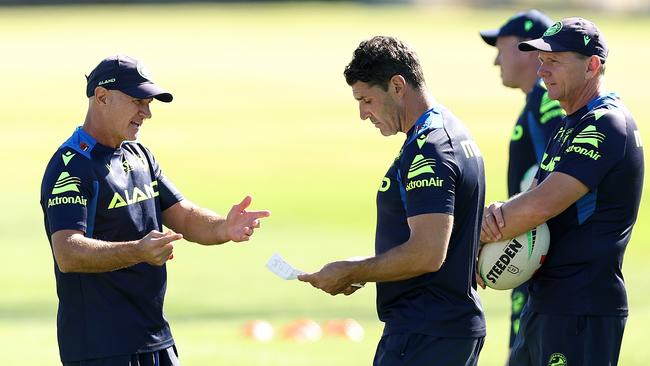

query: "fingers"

left=476, top=272, right=486, bottom=289
left=482, top=213, right=502, bottom=241
left=297, top=273, right=313, bottom=282
left=155, top=232, right=183, bottom=244
left=481, top=203, right=505, bottom=242
left=489, top=203, right=505, bottom=229
left=141, top=230, right=182, bottom=266
left=480, top=226, right=490, bottom=243
left=343, top=284, right=364, bottom=296
left=233, top=195, right=253, bottom=213
left=247, top=210, right=271, bottom=220
left=147, top=230, right=165, bottom=238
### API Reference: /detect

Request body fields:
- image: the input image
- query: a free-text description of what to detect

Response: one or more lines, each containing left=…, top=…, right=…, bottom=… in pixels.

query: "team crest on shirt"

left=548, top=353, right=567, bottom=366
left=121, top=156, right=135, bottom=174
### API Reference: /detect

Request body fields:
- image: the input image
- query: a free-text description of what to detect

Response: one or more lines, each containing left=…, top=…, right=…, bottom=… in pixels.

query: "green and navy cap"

left=480, top=9, right=553, bottom=46
left=518, top=17, right=608, bottom=63
left=85, top=55, right=173, bottom=102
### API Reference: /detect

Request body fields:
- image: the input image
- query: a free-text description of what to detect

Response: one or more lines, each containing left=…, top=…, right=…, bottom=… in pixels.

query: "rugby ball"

left=519, top=165, right=538, bottom=193
left=478, top=223, right=550, bottom=290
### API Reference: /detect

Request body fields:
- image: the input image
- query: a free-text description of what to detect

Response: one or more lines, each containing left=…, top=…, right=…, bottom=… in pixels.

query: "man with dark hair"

left=40, top=55, right=270, bottom=365
left=299, top=36, right=486, bottom=365
left=479, top=9, right=565, bottom=353
left=482, top=18, right=644, bottom=365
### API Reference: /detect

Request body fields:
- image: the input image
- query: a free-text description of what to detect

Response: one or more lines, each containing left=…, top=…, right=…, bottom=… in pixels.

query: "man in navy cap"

left=40, top=55, right=271, bottom=365
left=479, top=9, right=565, bottom=355
left=482, top=18, right=644, bottom=365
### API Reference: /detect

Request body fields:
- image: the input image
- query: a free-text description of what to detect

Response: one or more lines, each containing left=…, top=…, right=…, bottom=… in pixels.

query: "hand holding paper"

left=265, top=253, right=306, bottom=280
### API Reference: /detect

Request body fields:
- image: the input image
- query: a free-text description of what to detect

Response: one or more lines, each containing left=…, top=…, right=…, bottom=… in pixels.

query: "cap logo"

left=98, top=78, right=116, bottom=86
left=524, top=20, right=534, bottom=32
left=544, top=22, right=562, bottom=37
left=136, top=62, right=153, bottom=81
left=583, top=35, right=591, bottom=45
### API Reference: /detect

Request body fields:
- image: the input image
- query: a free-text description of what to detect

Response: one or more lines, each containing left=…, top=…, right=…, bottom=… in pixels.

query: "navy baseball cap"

left=518, top=17, right=608, bottom=63
left=85, top=55, right=173, bottom=102
left=480, top=9, right=553, bottom=46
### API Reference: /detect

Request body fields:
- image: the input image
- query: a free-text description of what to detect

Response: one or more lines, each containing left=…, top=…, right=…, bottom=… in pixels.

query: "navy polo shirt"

left=508, top=79, right=565, bottom=196
left=533, top=93, right=644, bottom=315
left=375, top=105, right=486, bottom=338
left=40, top=127, right=184, bottom=362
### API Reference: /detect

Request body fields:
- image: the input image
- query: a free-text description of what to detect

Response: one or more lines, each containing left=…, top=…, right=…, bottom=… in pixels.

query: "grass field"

left=0, top=3, right=648, bottom=365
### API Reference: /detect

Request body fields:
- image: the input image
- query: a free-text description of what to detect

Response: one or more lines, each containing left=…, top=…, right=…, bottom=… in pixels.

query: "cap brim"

left=122, top=82, right=173, bottom=103
left=518, top=38, right=572, bottom=53
left=479, top=29, right=499, bottom=46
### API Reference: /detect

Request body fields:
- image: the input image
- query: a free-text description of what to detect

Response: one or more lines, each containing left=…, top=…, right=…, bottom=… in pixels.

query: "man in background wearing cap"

left=479, top=9, right=565, bottom=356
left=40, top=55, right=270, bottom=365
left=482, top=17, right=644, bottom=365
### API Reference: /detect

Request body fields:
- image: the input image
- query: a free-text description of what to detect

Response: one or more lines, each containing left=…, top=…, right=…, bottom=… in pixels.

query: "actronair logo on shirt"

left=51, top=172, right=81, bottom=195
left=48, top=195, right=87, bottom=208
left=405, top=154, right=443, bottom=191
left=564, top=125, right=605, bottom=161
left=407, top=154, right=436, bottom=179
left=572, top=125, right=605, bottom=148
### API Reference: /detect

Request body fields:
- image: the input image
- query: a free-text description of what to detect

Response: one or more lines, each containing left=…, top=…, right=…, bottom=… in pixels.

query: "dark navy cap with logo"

left=518, top=17, right=609, bottom=63
left=85, top=55, right=173, bottom=102
left=480, top=9, right=553, bottom=46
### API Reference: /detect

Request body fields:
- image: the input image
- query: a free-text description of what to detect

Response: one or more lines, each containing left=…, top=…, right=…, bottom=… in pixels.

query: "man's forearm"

left=351, top=238, right=445, bottom=283
left=497, top=194, right=550, bottom=241
left=52, top=232, right=141, bottom=273
left=181, top=206, right=230, bottom=245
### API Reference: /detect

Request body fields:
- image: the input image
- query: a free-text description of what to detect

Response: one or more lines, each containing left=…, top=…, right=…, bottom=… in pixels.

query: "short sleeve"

left=400, top=130, right=457, bottom=217
left=555, top=111, right=626, bottom=190
left=42, top=150, right=95, bottom=234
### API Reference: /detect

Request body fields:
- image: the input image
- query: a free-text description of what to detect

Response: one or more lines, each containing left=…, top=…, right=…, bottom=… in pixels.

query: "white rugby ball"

left=478, top=223, right=550, bottom=290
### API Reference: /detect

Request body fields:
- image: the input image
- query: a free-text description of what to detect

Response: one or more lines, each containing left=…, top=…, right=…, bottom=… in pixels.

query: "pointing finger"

left=157, top=233, right=183, bottom=244
left=247, top=210, right=271, bottom=219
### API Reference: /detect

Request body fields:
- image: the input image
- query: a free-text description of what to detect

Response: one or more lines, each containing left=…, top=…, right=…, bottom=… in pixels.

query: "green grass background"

left=0, top=3, right=648, bottom=365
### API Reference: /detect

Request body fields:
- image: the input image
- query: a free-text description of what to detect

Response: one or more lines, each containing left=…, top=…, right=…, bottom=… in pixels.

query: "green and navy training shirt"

left=532, top=93, right=644, bottom=316
left=40, top=127, right=183, bottom=362
left=375, top=105, right=486, bottom=338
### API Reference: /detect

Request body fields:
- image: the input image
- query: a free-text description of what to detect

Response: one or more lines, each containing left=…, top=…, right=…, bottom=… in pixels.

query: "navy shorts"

left=509, top=283, right=529, bottom=348
left=373, top=333, right=484, bottom=366
left=509, top=311, right=626, bottom=366
left=63, top=345, right=180, bottom=366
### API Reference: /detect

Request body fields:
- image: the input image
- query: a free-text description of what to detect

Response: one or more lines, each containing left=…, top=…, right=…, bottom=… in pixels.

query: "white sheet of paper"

left=265, top=253, right=365, bottom=288
left=266, top=253, right=306, bottom=280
